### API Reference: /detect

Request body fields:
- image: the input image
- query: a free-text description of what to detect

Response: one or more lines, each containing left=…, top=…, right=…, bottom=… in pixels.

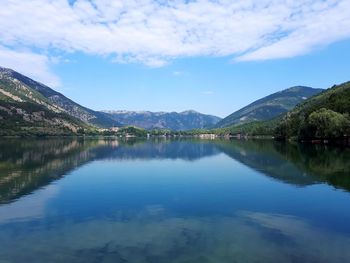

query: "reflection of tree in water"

left=215, top=139, right=320, bottom=186
left=1, top=139, right=350, bottom=263
left=216, top=139, right=350, bottom=191
left=274, top=143, right=350, bottom=191
left=1, top=138, right=349, bottom=204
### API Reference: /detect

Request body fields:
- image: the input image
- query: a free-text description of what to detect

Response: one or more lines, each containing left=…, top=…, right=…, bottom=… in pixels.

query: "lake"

left=0, top=138, right=350, bottom=263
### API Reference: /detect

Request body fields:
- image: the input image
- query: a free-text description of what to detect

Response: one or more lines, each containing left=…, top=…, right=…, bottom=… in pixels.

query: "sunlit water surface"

left=0, top=138, right=350, bottom=263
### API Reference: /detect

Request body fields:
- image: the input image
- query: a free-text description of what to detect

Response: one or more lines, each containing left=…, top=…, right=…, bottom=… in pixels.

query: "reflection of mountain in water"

left=216, top=140, right=350, bottom=191
left=273, top=142, right=350, bottom=191
left=103, top=139, right=220, bottom=161
left=0, top=139, right=114, bottom=203
left=0, top=138, right=349, bottom=204
left=0, top=139, right=219, bottom=203
left=216, top=140, right=319, bottom=186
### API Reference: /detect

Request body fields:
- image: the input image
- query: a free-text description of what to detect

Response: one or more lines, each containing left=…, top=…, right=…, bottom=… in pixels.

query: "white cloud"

left=236, top=0, right=350, bottom=61
left=0, top=0, right=349, bottom=67
left=0, top=46, right=61, bottom=87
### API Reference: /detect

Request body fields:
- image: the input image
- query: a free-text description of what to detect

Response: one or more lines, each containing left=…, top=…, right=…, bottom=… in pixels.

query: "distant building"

left=110, top=127, right=119, bottom=132
left=198, top=134, right=217, bottom=139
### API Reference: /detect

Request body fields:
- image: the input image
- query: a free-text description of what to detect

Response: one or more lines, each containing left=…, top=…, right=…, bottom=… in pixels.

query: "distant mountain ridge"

left=0, top=66, right=221, bottom=133
left=0, top=67, right=119, bottom=128
left=2, top=66, right=338, bottom=137
left=215, top=86, right=323, bottom=128
left=102, top=110, right=221, bottom=131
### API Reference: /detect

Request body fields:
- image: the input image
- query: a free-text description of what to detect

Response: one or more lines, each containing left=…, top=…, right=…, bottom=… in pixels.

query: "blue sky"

left=1, top=0, right=350, bottom=117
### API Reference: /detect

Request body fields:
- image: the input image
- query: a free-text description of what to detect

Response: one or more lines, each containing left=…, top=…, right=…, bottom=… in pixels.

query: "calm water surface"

left=0, top=138, right=349, bottom=263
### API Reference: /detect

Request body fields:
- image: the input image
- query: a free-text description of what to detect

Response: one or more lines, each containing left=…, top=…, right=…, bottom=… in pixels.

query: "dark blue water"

left=0, top=138, right=350, bottom=262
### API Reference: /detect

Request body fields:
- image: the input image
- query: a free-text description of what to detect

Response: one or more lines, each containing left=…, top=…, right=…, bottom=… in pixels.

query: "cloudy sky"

left=1, top=0, right=350, bottom=116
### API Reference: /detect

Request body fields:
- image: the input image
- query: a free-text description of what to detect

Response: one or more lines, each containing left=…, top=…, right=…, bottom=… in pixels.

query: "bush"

left=308, top=108, right=350, bottom=138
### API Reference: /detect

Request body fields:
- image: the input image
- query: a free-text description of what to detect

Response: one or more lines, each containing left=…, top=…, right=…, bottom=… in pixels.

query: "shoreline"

left=0, top=133, right=349, bottom=147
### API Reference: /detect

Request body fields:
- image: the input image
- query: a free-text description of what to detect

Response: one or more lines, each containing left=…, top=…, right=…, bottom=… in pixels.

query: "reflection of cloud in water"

left=240, top=211, right=350, bottom=262
left=1, top=209, right=350, bottom=263
left=0, top=184, right=59, bottom=223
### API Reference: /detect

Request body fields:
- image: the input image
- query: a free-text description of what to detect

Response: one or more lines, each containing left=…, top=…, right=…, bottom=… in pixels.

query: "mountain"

left=0, top=67, right=119, bottom=129
left=215, top=86, right=323, bottom=128
left=0, top=68, right=92, bottom=135
left=275, top=81, right=350, bottom=140
left=102, top=110, right=221, bottom=131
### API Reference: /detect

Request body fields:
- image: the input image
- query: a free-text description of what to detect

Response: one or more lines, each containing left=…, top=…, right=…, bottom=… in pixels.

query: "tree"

left=308, top=108, right=350, bottom=138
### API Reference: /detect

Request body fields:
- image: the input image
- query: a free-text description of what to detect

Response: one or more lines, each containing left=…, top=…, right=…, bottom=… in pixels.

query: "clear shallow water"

left=0, top=138, right=350, bottom=263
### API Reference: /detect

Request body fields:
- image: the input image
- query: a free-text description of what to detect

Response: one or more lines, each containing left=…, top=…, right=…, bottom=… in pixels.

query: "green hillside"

left=275, top=81, right=350, bottom=141
left=207, top=82, right=350, bottom=142
left=215, top=86, right=323, bottom=128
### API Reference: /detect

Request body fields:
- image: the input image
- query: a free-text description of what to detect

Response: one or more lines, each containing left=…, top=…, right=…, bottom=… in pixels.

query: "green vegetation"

left=210, top=118, right=280, bottom=137
left=215, top=86, right=322, bottom=128
left=0, top=100, right=94, bottom=136
left=308, top=109, right=349, bottom=139
left=202, top=82, right=350, bottom=144
left=274, top=82, right=350, bottom=141
left=1, top=66, right=349, bottom=143
left=109, top=126, right=148, bottom=137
